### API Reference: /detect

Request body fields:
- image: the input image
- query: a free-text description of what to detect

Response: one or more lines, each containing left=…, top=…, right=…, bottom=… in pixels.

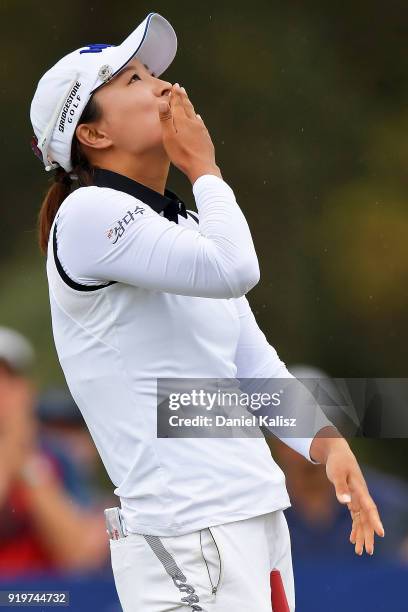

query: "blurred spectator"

left=35, top=388, right=112, bottom=509
left=270, top=364, right=408, bottom=563
left=0, top=327, right=110, bottom=577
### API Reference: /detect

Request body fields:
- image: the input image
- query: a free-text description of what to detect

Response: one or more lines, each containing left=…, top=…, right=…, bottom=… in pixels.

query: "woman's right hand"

left=158, top=83, right=222, bottom=185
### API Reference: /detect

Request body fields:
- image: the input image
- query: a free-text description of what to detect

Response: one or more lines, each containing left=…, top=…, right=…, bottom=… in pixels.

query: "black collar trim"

left=50, top=168, right=193, bottom=293
left=92, top=168, right=188, bottom=223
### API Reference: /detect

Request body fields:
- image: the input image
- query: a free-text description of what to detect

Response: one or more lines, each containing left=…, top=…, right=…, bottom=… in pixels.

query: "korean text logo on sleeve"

left=106, top=205, right=145, bottom=245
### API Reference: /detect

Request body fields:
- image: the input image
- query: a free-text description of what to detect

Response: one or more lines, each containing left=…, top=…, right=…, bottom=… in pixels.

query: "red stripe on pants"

left=270, top=569, right=290, bottom=612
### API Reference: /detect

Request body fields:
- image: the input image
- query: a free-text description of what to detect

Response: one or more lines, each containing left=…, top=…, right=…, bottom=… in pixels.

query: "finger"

left=355, top=520, right=365, bottom=555
left=349, top=523, right=357, bottom=544
left=347, top=499, right=362, bottom=549
left=361, top=512, right=374, bottom=555
left=169, top=83, right=181, bottom=107
left=180, top=87, right=196, bottom=119
left=196, top=114, right=208, bottom=130
left=356, top=488, right=385, bottom=537
left=354, top=505, right=373, bottom=555
left=171, top=83, right=187, bottom=124
left=158, top=101, right=176, bottom=137
left=366, top=507, right=385, bottom=538
left=348, top=505, right=359, bottom=544
left=348, top=497, right=374, bottom=554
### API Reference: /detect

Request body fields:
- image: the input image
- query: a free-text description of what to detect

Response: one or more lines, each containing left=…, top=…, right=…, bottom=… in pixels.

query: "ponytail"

left=36, top=95, right=102, bottom=255
left=38, top=168, right=72, bottom=255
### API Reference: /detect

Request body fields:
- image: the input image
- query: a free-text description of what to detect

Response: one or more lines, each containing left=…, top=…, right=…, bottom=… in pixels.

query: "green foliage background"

left=1, top=1, right=407, bottom=476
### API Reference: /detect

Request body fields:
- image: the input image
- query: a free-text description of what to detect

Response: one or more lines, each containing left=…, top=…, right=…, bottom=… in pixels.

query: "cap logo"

left=98, top=64, right=113, bottom=83
left=79, top=43, right=114, bottom=54
left=58, top=80, right=82, bottom=133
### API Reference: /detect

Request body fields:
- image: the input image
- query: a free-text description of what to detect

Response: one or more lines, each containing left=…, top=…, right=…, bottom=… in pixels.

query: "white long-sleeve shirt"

left=46, top=169, right=330, bottom=536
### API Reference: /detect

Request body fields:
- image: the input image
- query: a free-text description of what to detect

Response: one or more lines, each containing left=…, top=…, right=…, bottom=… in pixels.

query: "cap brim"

left=91, top=12, right=177, bottom=93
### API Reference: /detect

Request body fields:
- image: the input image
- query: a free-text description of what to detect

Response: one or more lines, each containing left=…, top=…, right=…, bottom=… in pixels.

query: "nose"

left=154, top=76, right=173, bottom=99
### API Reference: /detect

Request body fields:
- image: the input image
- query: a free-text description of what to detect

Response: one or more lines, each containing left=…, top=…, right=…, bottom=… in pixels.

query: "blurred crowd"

left=0, top=326, right=407, bottom=583
left=0, top=327, right=115, bottom=577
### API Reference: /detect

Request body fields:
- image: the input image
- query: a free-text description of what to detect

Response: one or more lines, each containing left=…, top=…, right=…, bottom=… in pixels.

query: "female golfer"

left=30, top=12, right=384, bottom=612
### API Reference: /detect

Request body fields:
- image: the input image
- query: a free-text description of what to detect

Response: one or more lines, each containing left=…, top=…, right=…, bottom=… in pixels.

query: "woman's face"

left=89, top=57, right=173, bottom=157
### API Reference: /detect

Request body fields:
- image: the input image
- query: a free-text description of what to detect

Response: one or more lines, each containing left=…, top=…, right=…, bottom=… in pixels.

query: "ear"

left=75, top=122, right=112, bottom=151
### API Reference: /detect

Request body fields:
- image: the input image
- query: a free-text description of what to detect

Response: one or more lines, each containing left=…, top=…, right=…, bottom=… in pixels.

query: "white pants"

left=109, top=509, right=295, bottom=611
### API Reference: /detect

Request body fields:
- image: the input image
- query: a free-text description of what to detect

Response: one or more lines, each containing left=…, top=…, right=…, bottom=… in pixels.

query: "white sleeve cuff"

left=279, top=409, right=335, bottom=464
left=192, top=174, right=235, bottom=201
left=279, top=436, right=322, bottom=465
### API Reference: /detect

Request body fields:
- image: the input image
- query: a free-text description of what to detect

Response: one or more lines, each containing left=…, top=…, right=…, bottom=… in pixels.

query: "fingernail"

left=339, top=494, right=351, bottom=503
left=181, top=86, right=186, bottom=94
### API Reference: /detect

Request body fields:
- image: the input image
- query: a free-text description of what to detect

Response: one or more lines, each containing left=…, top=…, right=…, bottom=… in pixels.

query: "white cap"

left=0, top=327, right=35, bottom=373
left=30, top=12, right=177, bottom=173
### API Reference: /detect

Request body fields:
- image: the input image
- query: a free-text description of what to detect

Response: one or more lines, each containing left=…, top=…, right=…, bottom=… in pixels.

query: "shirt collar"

left=92, top=167, right=188, bottom=224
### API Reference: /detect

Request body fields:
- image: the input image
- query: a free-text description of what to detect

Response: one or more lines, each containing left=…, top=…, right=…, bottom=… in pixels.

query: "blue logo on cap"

left=80, top=44, right=114, bottom=54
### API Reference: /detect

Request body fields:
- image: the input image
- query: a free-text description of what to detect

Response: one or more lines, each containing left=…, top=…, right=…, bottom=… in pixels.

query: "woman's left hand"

left=324, top=442, right=385, bottom=555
